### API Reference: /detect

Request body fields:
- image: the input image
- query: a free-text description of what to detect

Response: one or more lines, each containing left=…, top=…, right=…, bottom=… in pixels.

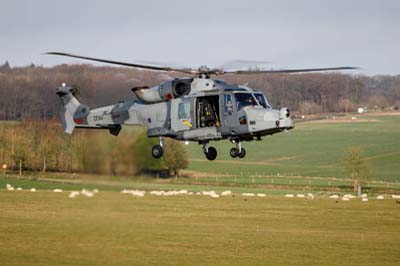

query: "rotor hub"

left=197, top=65, right=212, bottom=78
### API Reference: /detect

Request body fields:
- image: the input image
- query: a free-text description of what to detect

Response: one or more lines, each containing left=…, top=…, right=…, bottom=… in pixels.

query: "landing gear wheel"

left=205, top=147, right=217, bottom=161
left=230, top=148, right=238, bottom=158
left=238, top=148, right=246, bottom=158
left=152, top=145, right=164, bottom=159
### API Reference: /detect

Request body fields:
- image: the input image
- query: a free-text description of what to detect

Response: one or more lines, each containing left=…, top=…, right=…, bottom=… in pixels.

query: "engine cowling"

left=132, top=78, right=193, bottom=103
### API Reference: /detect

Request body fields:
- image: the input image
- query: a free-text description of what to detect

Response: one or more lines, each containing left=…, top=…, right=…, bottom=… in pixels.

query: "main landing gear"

left=152, top=137, right=246, bottom=161
left=229, top=140, right=246, bottom=159
left=200, top=140, right=246, bottom=161
left=202, top=142, right=217, bottom=161
left=151, top=137, right=165, bottom=159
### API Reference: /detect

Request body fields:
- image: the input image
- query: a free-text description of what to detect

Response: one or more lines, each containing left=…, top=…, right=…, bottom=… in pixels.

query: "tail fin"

left=56, top=85, right=88, bottom=134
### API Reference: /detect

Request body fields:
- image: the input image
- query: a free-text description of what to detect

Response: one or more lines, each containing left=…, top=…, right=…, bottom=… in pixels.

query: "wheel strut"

left=236, top=141, right=242, bottom=153
left=202, top=142, right=209, bottom=154
left=159, top=136, right=165, bottom=148
left=229, top=139, right=246, bottom=159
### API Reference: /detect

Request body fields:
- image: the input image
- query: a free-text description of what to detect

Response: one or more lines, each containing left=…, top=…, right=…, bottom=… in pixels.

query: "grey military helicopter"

left=48, top=52, right=356, bottom=161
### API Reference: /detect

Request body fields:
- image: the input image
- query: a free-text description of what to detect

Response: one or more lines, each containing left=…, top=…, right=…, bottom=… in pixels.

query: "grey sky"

left=1, top=0, right=399, bottom=75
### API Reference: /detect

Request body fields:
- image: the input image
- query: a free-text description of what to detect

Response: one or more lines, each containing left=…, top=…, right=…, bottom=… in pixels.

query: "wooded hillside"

left=0, top=62, right=399, bottom=120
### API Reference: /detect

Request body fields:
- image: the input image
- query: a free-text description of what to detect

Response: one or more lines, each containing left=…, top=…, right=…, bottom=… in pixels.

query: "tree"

left=164, top=139, right=189, bottom=177
left=0, top=61, right=10, bottom=70
left=37, top=125, right=54, bottom=173
left=0, top=126, right=8, bottom=165
left=131, top=131, right=166, bottom=175
left=12, top=136, right=30, bottom=176
left=335, top=99, right=356, bottom=113
left=341, top=147, right=371, bottom=193
left=298, top=101, right=322, bottom=115
left=367, top=96, right=389, bottom=111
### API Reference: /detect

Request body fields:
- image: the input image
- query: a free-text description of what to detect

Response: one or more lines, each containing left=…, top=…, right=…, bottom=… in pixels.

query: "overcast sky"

left=1, top=0, right=399, bottom=75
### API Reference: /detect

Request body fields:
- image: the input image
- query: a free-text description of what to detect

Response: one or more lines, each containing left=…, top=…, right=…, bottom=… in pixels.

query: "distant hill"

left=0, top=63, right=399, bottom=120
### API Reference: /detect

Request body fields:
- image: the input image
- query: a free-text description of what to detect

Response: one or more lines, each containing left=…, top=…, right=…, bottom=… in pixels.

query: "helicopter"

left=48, top=52, right=356, bottom=161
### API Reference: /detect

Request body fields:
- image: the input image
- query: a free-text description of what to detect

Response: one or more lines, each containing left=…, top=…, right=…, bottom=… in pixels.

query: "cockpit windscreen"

left=235, top=93, right=258, bottom=110
left=254, top=93, right=270, bottom=109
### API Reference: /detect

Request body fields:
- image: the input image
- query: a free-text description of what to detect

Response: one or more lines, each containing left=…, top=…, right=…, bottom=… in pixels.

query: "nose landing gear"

left=229, top=140, right=246, bottom=159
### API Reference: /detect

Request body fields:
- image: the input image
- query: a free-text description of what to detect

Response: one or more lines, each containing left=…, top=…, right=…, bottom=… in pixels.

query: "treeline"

left=0, top=63, right=399, bottom=120
left=226, top=73, right=400, bottom=114
left=0, top=120, right=188, bottom=176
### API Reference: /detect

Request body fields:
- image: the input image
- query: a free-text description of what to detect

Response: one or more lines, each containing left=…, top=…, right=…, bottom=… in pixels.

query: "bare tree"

left=341, top=147, right=371, bottom=193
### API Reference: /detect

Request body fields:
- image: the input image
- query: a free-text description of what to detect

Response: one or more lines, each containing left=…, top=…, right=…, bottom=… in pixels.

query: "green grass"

left=1, top=190, right=399, bottom=265
left=186, top=114, right=400, bottom=182
left=1, top=114, right=399, bottom=265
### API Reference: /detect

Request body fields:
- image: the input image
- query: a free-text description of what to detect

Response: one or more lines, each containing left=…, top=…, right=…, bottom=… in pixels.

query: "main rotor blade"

left=218, top=59, right=271, bottom=70
left=45, top=52, right=195, bottom=74
left=224, top=66, right=358, bottom=75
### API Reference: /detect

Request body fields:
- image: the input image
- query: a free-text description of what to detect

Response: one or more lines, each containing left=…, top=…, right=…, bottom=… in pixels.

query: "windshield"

left=255, top=93, right=270, bottom=109
left=235, top=93, right=258, bottom=110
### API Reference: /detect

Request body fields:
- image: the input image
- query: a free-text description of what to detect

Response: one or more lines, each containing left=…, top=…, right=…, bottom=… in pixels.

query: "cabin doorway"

left=196, top=95, right=221, bottom=128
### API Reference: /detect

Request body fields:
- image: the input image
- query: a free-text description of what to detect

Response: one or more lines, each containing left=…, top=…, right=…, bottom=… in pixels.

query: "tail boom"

left=56, top=84, right=167, bottom=136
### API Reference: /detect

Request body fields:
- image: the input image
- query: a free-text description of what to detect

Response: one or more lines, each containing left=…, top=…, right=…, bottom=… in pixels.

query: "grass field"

left=1, top=189, right=399, bottom=266
left=1, top=113, right=400, bottom=265
left=186, top=113, right=400, bottom=182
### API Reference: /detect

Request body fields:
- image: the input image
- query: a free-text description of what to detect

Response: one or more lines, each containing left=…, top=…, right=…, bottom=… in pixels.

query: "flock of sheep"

left=121, top=189, right=267, bottom=198
left=5, top=183, right=400, bottom=201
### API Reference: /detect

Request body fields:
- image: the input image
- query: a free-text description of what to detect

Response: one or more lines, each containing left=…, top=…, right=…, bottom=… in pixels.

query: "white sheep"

left=342, top=194, right=355, bottom=201
left=68, top=191, right=80, bottom=199
left=132, top=190, right=146, bottom=197
left=296, top=194, right=305, bottom=198
left=121, top=189, right=145, bottom=197
left=6, top=184, right=14, bottom=191
left=53, top=189, right=63, bottom=193
left=391, top=195, right=400, bottom=199
left=202, top=191, right=219, bottom=198
left=163, top=191, right=178, bottom=196
left=150, top=190, right=163, bottom=196
left=362, top=198, right=368, bottom=202
left=361, top=193, right=368, bottom=198
left=307, top=193, right=314, bottom=200
left=30, top=188, right=36, bottom=192
left=242, top=193, right=255, bottom=197
left=257, top=193, right=266, bottom=197
left=285, top=194, right=294, bottom=198
left=16, top=187, right=23, bottom=191
left=329, top=195, right=339, bottom=199
left=81, top=189, right=94, bottom=198
left=221, top=190, right=232, bottom=196
left=376, top=195, right=384, bottom=200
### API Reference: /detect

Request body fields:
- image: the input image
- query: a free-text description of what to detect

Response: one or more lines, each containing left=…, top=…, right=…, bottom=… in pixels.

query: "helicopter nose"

left=276, top=107, right=294, bottom=129
left=243, top=107, right=294, bottom=135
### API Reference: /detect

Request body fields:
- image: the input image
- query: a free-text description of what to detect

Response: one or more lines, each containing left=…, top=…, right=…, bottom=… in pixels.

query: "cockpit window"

left=255, top=93, right=270, bottom=109
left=235, top=93, right=258, bottom=110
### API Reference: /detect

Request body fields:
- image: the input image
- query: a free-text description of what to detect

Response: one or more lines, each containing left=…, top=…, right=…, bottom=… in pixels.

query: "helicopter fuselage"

left=57, top=78, right=294, bottom=160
